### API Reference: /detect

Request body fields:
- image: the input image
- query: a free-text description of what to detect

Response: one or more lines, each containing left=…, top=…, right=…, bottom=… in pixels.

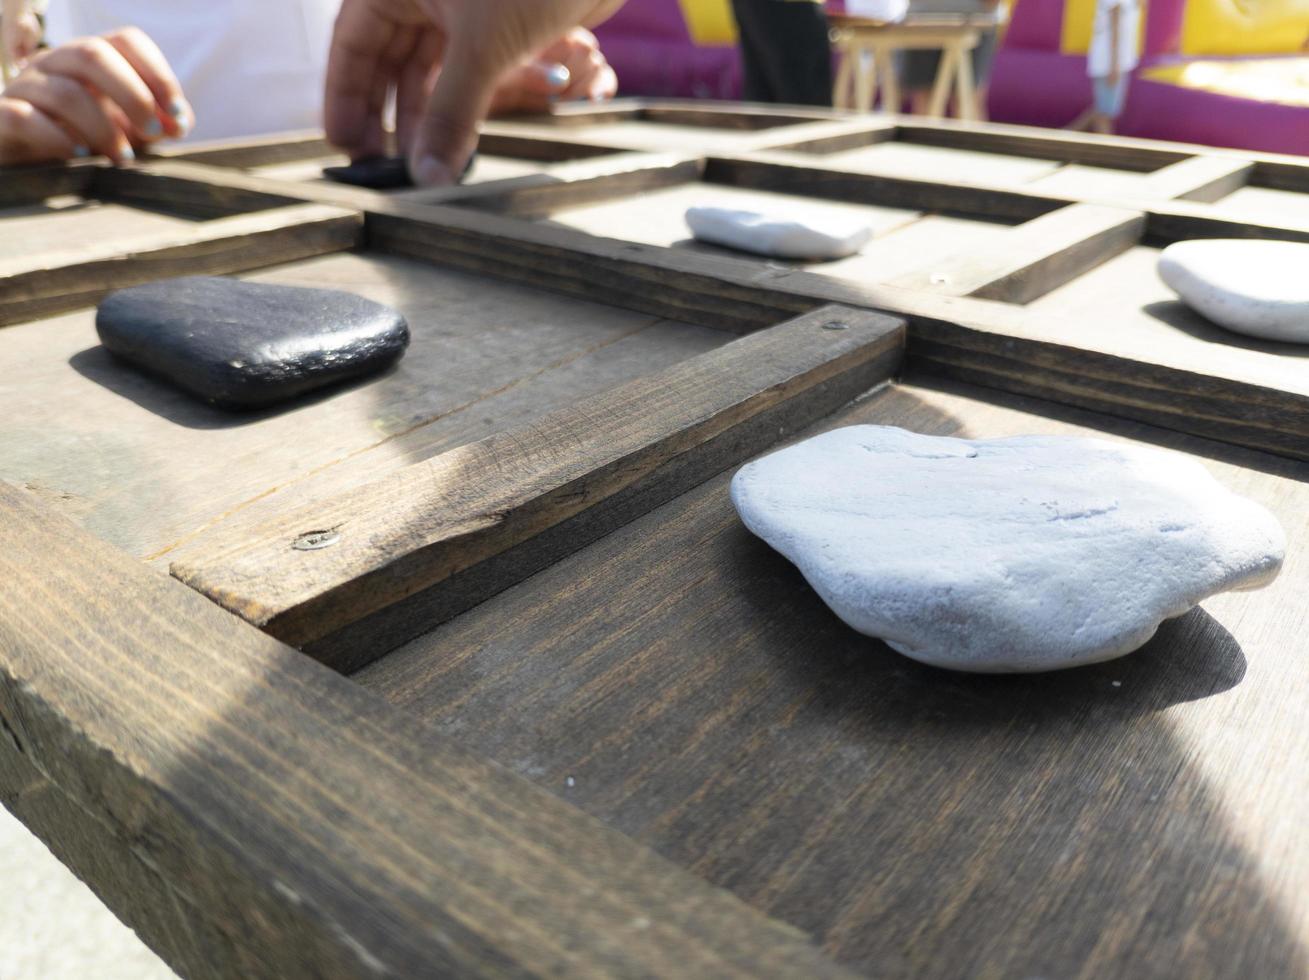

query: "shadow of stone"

left=68, top=346, right=399, bottom=431
left=1143, top=300, right=1309, bottom=359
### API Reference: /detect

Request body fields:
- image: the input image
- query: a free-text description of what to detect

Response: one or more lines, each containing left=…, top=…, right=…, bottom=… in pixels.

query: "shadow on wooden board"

left=357, top=381, right=1307, bottom=979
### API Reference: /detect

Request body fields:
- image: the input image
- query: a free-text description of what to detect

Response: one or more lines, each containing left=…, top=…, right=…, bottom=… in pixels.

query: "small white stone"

left=685, top=206, right=872, bottom=260
left=730, top=426, right=1285, bottom=673
left=1158, top=239, right=1309, bottom=344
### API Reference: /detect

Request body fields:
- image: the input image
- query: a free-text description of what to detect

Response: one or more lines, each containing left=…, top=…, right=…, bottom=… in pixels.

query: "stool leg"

left=926, top=44, right=957, bottom=118
left=955, top=44, right=977, bottom=120
left=834, top=46, right=854, bottom=109
left=855, top=47, right=877, bottom=112
left=876, top=44, right=900, bottom=114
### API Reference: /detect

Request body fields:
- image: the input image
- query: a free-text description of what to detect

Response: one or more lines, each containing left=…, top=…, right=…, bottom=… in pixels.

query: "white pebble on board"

left=685, top=206, right=873, bottom=260
left=731, top=426, right=1285, bottom=673
left=1158, top=239, right=1309, bottom=344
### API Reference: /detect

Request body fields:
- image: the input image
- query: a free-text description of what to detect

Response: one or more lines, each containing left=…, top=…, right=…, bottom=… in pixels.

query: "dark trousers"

left=730, top=0, right=833, bottom=107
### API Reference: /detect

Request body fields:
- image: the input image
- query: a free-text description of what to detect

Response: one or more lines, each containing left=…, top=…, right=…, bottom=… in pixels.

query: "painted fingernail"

left=410, top=155, right=454, bottom=187
left=168, top=99, right=192, bottom=136
left=72, top=145, right=90, bottom=158
left=143, top=118, right=163, bottom=139
left=546, top=63, right=571, bottom=88
left=119, top=145, right=136, bottom=164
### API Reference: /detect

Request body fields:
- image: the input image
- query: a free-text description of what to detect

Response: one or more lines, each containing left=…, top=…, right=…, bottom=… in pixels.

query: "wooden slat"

left=354, top=377, right=1309, bottom=979
left=889, top=203, right=1145, bottom=303
left=706, top=155, right=1061, bottom=222
left=0, top=203, right=362, bottom=326
left=1138, top=155, right=1256, bottom=202
left=444, top=154, right=704, bottom=218
left=92, top=163, right=300, bottom=217
left=0, top=482, right=850, bottom=980
left=148, top=130, right=333, bottom=169
left=0, top=160, right=98, bottom=206
left=361, top=199, right=1309, bottom=460
left=896, top=118, right=1195, bottom=170
left=172, top=305, right=905, bottom=668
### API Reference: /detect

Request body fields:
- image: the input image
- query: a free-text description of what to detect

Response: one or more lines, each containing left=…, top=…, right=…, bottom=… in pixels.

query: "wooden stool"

left=830, top=15, right=992, bottom=119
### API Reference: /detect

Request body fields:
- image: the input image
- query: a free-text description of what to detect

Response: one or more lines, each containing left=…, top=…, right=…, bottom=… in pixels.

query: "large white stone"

left=1158, top=239, right=1309, bottom=343
left=685, top=206, right=872, bottom=260
left=731, top=426, right=1285, bottom=672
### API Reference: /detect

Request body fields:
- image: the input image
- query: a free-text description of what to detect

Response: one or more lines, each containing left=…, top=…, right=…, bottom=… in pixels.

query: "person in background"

left=899, top=0, right=1001, bottom=118
left=1074, top=0, right=1139, bottom=134
left=0, top=0, right=619, bottom=180
left=729, top=0, right=833, bottom=106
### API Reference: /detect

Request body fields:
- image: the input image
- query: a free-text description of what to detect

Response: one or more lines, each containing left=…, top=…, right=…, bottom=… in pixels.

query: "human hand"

left=487, top=28, right=618, bottom=116
left=325, top=0, right=624, bottom=186
left=0, top=27, right=193, bottom=166
left=2, top=5, right=41, bottom=71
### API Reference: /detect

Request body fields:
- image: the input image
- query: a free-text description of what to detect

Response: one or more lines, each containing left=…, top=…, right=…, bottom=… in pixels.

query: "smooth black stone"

left=322, top=156, right=413, bottom=189
left=321, top=152, right=477, bottom=189
left=95, top=276, right=410, bottom=410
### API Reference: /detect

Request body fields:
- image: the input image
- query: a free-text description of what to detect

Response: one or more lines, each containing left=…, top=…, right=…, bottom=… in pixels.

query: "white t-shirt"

left=44, top=0, right=337, bottom=141
left=1088, top=0, right=1140, bottom=79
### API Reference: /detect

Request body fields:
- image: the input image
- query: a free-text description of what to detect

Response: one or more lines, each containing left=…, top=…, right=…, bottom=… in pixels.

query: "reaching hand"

left=324, top=0, right=624, bottom=186
left=487, top=28, right=618, bottom=116
left=0, top=27, right=192, bottom=166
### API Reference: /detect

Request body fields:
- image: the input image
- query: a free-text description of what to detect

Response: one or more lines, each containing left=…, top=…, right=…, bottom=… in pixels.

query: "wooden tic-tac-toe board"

left=1, top=99, right=1307, bottom=980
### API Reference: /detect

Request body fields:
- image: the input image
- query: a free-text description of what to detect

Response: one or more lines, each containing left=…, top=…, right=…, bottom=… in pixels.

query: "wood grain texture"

left=888, top=203, right=1145, bottom=303
left=0, top=251, right=723, bottom=564
left=0, top=482, right=850, bottom=980
left=362, top=199, right=1309, bottom=461
left=0, top=203, right=361, bottom=326
left=357, top=377, right=1309, bottom=980
left=173, top=305, right=905, bottom=667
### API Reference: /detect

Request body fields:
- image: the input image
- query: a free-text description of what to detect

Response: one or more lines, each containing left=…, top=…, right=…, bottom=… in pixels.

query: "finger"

left=325, top=0, right=398, bottom=158
left=394, top=29, right=443, bottom=157
left=4, top=72, right=132, bottom=160
left=104, top=27, right=192, bottom=138
left=409, top=43, right=505, bottom=185
left=37, top=37, right=161, bottom=143
left=0, top=97, right=81, bottom=165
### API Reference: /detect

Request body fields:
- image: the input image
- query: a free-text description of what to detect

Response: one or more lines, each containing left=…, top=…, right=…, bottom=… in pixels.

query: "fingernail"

left=410, top=155, right=454, bottom=187
left=545, top=63, right=571, bottom=89
left=168, top=99, right=192, bottom=136
left=72, top=145, right=90, bottom=158
left=119, top=145, right=136, bottom=164
left=143, top=118, right=163, bottom=139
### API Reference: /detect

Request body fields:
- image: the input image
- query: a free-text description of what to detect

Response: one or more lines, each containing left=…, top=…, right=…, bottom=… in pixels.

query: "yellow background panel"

left=1060, top=0, right=1148, bottom=56
left=679, top=0, right=739, bottom=44
left=1142, top=56, right=1309, bottom=106
left=1181, top=0, right=1309, bottom=57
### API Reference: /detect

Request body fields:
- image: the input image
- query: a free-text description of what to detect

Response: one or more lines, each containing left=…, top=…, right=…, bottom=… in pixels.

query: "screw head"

left=293, top=530, right=340, bottom=551
left=822, top=320, right=850, bottom=331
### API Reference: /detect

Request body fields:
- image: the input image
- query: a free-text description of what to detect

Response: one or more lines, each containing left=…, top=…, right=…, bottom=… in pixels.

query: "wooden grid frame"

left=2, top=104, right=1308, bottom=980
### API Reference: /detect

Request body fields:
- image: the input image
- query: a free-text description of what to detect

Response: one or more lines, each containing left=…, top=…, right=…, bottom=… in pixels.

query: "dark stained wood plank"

left=356, top=377, right=1309, bottom=980
left=92, top=163, right=299, bottom=218
left=0, top=482, right=851, bottom=980
left=362, top=199, right=1309, bottom=460
left=0, top=203, right=362, bottom=327
left=888, top=203, right=1145, bottom=303
left=172, top=306, right=905, bottom=668
left=0, top=160, right=98, bottom=206
left=0, top=251, right=722, bottom=564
